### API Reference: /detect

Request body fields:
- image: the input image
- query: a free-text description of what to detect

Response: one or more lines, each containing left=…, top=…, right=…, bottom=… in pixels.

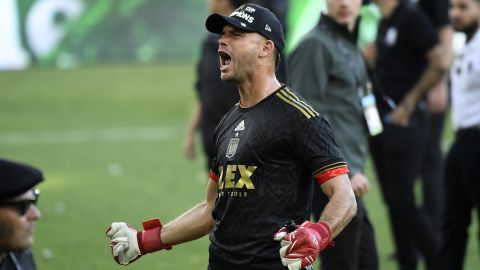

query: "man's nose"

left=219, top=36, right=228, bottom=47
left=26, top=204, right=41, bottom=220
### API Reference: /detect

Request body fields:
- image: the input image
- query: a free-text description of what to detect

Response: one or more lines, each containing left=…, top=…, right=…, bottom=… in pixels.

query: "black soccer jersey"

left=208, top=85, right=348, bottom=270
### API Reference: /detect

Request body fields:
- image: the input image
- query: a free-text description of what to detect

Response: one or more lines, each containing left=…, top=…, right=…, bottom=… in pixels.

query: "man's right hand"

left=106, top=219, right=171, bottom=265
left=183, top=132, right=197, bottom=160
left=107, top=222, right=142, bottom=265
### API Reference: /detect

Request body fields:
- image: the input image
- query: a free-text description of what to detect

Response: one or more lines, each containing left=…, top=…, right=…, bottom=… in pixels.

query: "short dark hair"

left=231, top=0, right=248, bottom=9
left=274, top=48, right=281, bottom=70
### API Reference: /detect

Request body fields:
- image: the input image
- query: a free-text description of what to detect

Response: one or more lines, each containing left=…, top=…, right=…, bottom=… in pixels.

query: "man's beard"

left=456, top=19, right=479, bottom=42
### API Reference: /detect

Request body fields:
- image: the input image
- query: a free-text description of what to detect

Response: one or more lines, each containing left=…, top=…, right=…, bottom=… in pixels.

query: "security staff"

left=367, top=0, right=449, bottom=269
left=438, top=0, right=480, bottom=268
left=289, top=0, right=379, bottom=269
left=0, top=159, right=43, bottom=270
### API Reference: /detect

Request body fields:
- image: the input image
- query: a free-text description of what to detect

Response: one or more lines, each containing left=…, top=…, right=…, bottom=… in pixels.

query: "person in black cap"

left=183, top=0, right=244, bottom=166
left=0, top=158, right=43, bottom=270
left=106, top=3, right=357, bottom=270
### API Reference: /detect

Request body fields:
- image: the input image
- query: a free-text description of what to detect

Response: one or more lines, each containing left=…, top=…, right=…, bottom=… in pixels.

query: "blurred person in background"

left=437, top=0, right=480, bottom=268
left=289, top=0, right=379, bottom=269
left=415, top=0, right=453, bottom=235
left=366, top=0, right=449, bottom=269
left=183, top=0, right=245, bottom=165
left=360, top=0, right=453, bottom=262
left=106, top=4, right=357, bottom=270
left=0, top=159, right=43, bottom=270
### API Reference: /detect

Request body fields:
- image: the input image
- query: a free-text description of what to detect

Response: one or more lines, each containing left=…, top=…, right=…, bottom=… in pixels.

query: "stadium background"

left=0, top=0, right=478, bottom=269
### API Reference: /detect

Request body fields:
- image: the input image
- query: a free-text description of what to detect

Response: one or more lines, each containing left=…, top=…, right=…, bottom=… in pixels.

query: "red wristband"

left=137, top=219, right=172, bottom=254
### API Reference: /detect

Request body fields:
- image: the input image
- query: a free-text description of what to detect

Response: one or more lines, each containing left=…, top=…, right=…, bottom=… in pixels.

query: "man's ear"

left=259, top=40, right=275, bottom=58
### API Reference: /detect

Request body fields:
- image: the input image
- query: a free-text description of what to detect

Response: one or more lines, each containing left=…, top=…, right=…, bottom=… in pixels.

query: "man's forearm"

left=186, top=102, right=202, bottom=136
left=402, top=47, right=447, bottom=108
left=319, top=175, right=357, bottom=238
left=438, top=25, right=454, bottom=70
left=160, top=180, right=217, bottom=245
left=161, top=201, right=215, bottom=245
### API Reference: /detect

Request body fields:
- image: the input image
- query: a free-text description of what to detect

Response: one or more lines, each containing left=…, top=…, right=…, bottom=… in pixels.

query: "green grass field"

left=0, top=64, right=478, bottom=269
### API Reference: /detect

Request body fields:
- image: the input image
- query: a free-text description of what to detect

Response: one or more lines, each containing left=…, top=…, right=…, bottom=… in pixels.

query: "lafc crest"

left=226, top=138, right=239, bottom=158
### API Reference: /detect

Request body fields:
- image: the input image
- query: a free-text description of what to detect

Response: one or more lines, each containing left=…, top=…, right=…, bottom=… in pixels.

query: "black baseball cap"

left=205, top=3, right=285, bottom=51
left=0, top=158, right=44, bottom=200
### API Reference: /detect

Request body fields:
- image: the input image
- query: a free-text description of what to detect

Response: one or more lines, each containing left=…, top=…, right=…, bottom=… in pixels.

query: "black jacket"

left=0, top=250, right=36, bottom=270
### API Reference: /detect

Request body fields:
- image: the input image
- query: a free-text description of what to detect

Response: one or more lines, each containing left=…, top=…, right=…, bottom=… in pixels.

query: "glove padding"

left=106, top=219, right=171, bottom=265
left=273, top=221, right=332, bottom=270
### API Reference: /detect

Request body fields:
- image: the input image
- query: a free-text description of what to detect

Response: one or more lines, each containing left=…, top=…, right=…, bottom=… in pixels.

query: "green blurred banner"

left=1, top=0, right=381, bottom=70
left=286, top=0, right=324, bottom=54
left=0, top=0, right=205, bottom=70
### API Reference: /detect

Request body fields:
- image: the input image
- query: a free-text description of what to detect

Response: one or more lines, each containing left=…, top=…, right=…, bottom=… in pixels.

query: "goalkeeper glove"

left=274, top=221, right=333, bottom=270
left=106, top=218, right=171, bottom=265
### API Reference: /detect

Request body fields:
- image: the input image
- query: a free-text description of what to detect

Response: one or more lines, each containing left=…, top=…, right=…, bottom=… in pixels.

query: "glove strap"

left=307, top=221, right=334, bottom=251
left=137, top=218, right=172, bottom=254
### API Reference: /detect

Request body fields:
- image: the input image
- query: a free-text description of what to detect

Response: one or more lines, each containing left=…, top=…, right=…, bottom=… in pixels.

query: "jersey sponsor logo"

left=276, top=87, right=320, bottom=119
left=226, top=138, right=240, bottom=158
left=217, top=165, right=257, bottom=190
left=234, top=120, right=245, bottom=131
left=385, top=27, right=397, bottom=46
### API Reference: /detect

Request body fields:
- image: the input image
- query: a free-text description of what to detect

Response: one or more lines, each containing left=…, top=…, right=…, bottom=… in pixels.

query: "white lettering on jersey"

left=234, top=120, right=245, bottom=131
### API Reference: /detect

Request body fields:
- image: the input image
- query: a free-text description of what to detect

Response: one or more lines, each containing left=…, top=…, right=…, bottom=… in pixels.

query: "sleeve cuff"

left=209, top=171, right=219, bottom=182
left=314, top=166, right=349, bottom=185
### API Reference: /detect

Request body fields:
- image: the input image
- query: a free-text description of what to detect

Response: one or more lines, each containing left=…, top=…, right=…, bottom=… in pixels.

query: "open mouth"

left=219, top=51, right=232, bottom=71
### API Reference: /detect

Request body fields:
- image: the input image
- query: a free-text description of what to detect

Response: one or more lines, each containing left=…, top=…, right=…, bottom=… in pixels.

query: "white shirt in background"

left=450, top=30, right=480, bottom=130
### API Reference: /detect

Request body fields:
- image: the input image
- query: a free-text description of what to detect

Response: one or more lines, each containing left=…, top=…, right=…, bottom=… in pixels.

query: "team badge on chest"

left=226, top=138, right=240, bottom=158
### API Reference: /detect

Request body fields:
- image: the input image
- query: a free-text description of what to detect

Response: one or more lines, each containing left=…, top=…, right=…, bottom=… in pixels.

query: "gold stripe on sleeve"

left=312, top=161, right=348, bottom=176
left=282, top=88, right=320, bottom=117
left=276, top=92, right=313, bottom=118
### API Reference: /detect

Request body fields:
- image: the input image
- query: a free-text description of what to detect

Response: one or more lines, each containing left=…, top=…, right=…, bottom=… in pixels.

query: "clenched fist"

left=106, top=219, right=171, bottom=265
left=274, top=221, right=332, bottom=270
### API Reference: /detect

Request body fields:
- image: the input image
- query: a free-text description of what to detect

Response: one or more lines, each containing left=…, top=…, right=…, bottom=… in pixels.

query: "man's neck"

left=464, top=22, right=480, bottom=43
left=237, top=74, right=281, bottom=108
left=347, top=20, right=356, bottom=32
left=377, top=0, right=399, bottom=19
left=325, top=13, right=356, bottom=33
left=326, top=13, right=355, bottom=33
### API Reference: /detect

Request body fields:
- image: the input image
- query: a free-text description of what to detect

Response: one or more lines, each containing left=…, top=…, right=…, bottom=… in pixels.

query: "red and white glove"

left=106, top=219, right=171, bottom=265
left=273, top=221, right=333, bottom=270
